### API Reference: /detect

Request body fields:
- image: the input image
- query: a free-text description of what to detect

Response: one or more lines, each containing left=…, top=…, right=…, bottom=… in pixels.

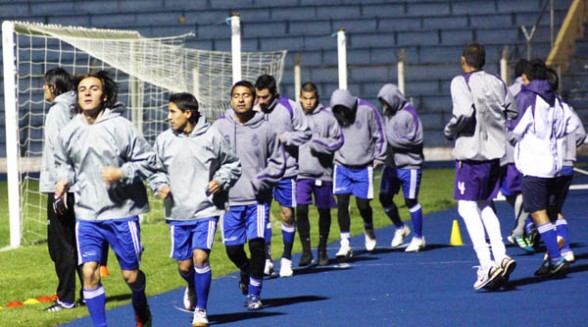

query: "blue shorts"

left=454, top=160, right=500, bottom=201
left=333, top=164, right=374, bottom=199
left=379, top=166, right=422, bottom=200
left=522, top=175, right=558, bottom=213
left=169, top=218, right=218, bottom=261
left=296, top=179, right=337, bottom=209
left=273, top=177, right=297, bottom=208
left=222, top=203, right=269, bottom=246
left=500, top=163, right=522, bottom=196
left=76, top=217, right=143, bottom=270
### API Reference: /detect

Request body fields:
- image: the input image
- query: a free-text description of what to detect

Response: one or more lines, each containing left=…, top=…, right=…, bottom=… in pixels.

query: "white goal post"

left=2, top=20, right=286, bottom=248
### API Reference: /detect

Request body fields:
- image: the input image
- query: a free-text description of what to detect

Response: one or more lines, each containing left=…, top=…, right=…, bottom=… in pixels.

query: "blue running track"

left=64, top=187, right=588, bottom=326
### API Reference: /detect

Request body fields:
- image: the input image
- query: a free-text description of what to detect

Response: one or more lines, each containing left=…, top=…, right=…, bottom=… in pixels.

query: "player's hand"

left=278, top=134, right=285, bottom=143
left=55, top=179, right=69, bottom=199
left=158, top=185, right=171, bottom=199
left=373, top=161, right=381, bottom=168
left=207, top=180, right=220, bottom=195
left=102, top=167, right=123, bottom=185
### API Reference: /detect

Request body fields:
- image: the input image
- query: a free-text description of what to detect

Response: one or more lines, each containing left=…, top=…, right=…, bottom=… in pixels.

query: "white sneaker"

left=183, top=286, right=196, bottom=311
left=562, top=251, right=575, bottom=263
left=279, top=258, right=293, bottom=277
left=364, top=230, right=377, bottom=251
left=473, top=265, right=504, bottom=290
left=405, top=237, right=426, bottom=252
left=263, top=259, right=275, bottom=276
left=192, top=307, right=208, bottom=327
left=335, top=238, right=353, bottom=259
left=391, top=225, right=410, bottom=248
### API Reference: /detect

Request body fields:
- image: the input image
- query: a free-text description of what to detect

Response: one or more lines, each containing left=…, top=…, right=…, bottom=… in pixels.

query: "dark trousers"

left=47, top=193, right=83, bottom=304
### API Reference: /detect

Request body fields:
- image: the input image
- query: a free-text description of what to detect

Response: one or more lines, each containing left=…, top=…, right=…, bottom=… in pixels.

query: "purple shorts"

left=454, top=160, right=500, bottom=201
left=296, top=179, right=337, bottom=209
left=500, top=163, right=522, bottom=196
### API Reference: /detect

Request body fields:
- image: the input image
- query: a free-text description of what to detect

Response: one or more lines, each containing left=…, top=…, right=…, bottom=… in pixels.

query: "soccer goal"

left=2, top=20, right=286, bottom=248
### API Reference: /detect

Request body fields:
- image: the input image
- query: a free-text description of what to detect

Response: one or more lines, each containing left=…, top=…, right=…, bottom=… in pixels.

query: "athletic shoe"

left=405, top=237, right=426, bottom=252
left=527, top=228, right=540, bottom=248
left=246, top=294, right=262, bottom=310
left=298, top=251, right=314, bottom=267
left=183, top=286, right=196, bottom=311
left=506, top=235, right=515, bottom=245
left=364, top=229, right=377, bottom=251
left=514, top=235, right=534, bottom=253
left=239, top=271, right=249, bottom=295
left=192, top=307, right=208, bottom=327
left=534, top=259, right=550, bottom=277
left=391, top=225, right=410, bottom=248
left=134, top=304, right=152, bottom=327
left=473, top=266, right=504, bottom=290
left=46, top=300, right=75, bottom=312
left=317, top=249, right=329, bottom=266
left=335, top=238, right=353, bottom=260
left=263, top=259, right=275, bottom=276
left=279, top=258, right=293, bottom=277
left=499, top=256, right=517, bottom=281
left=546, top=257, right=569, bottom=278
left=562, top=250, right=575, bottom=263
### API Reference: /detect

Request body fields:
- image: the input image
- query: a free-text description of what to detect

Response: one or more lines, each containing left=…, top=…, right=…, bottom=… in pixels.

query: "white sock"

left=479, top=201, right=506, bottom=263
left=458, top=200, right=493, bottom=268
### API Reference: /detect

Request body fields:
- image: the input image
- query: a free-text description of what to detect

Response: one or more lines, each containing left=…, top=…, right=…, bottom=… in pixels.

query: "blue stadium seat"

left=406, top=2, right=451, bottom=16
left=452, top=1, right=497, bottom=15
left=423, top=16, right=469, bottom=30
left=469, top=14, right=513, bottom=29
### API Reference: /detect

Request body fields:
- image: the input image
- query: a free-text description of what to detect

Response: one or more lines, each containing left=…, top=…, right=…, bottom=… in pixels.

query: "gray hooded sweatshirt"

left=213, top=109, right=286, bottom=205
left=298, top=104, right=344, bottom=181
left=330, top=89, right=387, bottom=167
left=444, top=70, right=518, bottom=161
left=261, top=96, right=311, bottom=178
left=40, top=91, right=76, bottom=193
left=55, top=104, right=162, bottom=221
left=150, top=115, right=242, bottom=221
left=377, top=84, right=424, bottom=169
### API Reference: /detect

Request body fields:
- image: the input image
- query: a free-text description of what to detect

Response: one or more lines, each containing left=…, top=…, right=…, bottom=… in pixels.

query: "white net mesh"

left=6, top=21, right=286, bottom=245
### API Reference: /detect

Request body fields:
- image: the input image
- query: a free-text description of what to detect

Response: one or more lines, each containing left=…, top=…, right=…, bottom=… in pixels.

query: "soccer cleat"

left=317, top=249, right=329, bottom=266
left=405, top=237, right=426, bottom=252
left=134, top=304, right=152, bottom=327
left=298, top=251, right=314, bottom=267
left=192, top=307, right=208, bottom=327
left=279, top=258, right=293, bottom=277
left=45, top=300, right=75, bottom=312
left=499, top=256, right=517, bottom=281
left=183, top=286, right=196, bottom=311
left=335, top=238, right=353, bottom=260
left=246, top=294, right=263, bottom=310
left=473, top=266, right=504, bottom=290
left=263, top=259, right=275, bottom=276
left=364, top=229, right=377, bottom=251
left=391, top=225, right=410, bottom=248
left=239, top=271, right=249, bottom=296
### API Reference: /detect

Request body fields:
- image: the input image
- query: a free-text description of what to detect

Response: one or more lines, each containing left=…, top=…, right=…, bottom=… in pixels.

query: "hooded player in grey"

left=444, top=43, right=518, bottom=291
left=54, top=71, right=158, bottom=326
left=377, top=83, right=426, bottom=252
left=150, top=93, right=241, bottom=325
left=39, top=67, right=83, bottom=312
left=330, top=88, right=387, bottom=259
left=213, top=80, right=286, bottom=310
left=296, top=82, right=343, bottom=267
left=255, top=74, right=311, bottom=277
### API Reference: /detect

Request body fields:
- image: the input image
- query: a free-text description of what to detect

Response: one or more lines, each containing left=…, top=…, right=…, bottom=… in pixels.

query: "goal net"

left=2, top=21, right=286, bottom=247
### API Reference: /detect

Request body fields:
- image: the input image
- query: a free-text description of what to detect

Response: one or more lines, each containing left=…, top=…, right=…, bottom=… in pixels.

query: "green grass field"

left=0, top=168, right=455, bottom=326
